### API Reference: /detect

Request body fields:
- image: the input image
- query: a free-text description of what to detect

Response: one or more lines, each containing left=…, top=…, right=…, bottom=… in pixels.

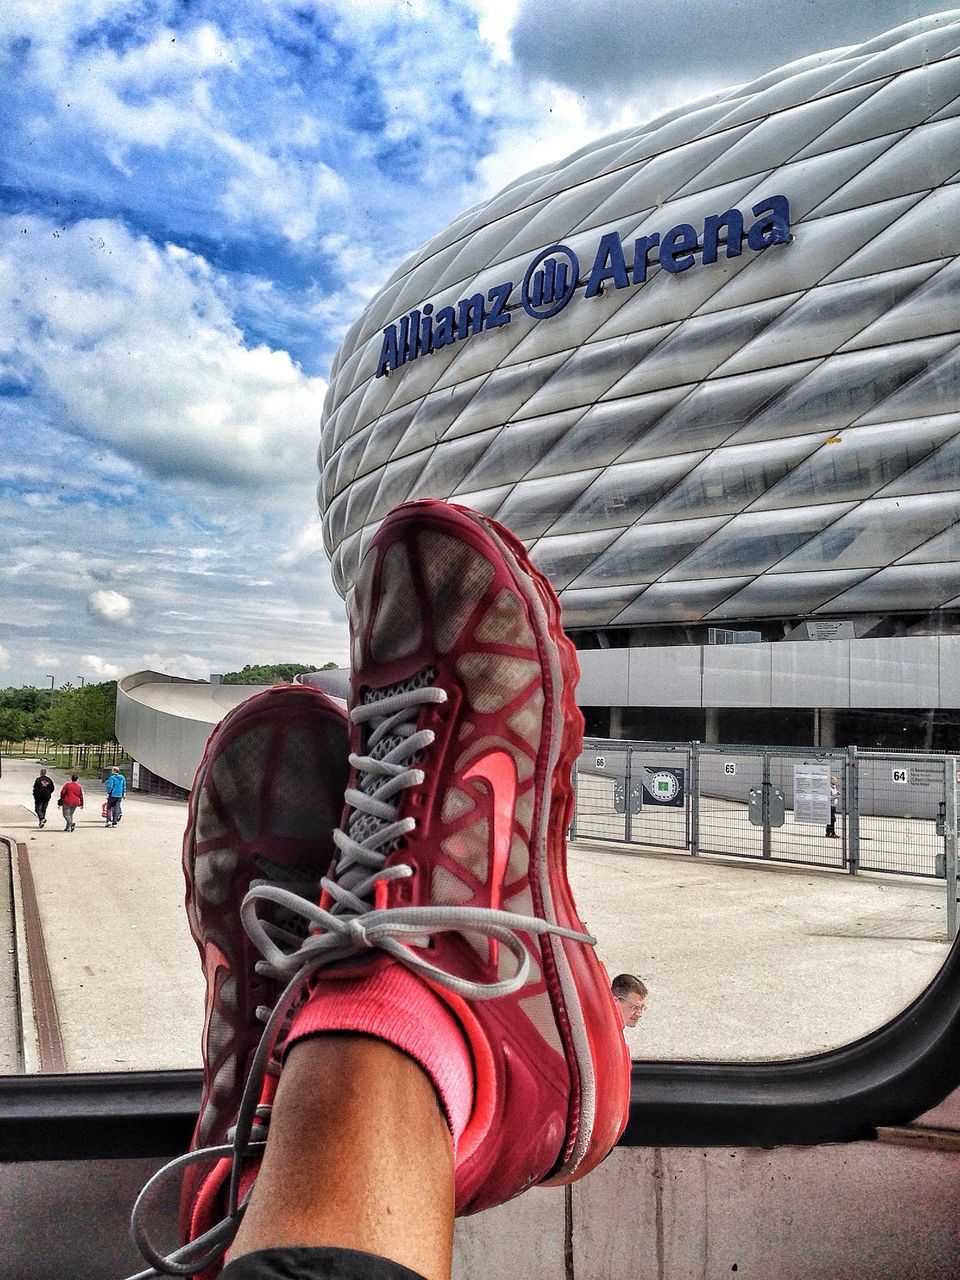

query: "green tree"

left=43, top=689, right=78, bottom=743
left=73, top=681, right=117, bottom=742
left=221, top=662, right=337, bottom=685
left=0, top=686, right=49, bottom=739
left=41, top=681, right=117, bottom=743
left=0, top=708, right=29, bottom=741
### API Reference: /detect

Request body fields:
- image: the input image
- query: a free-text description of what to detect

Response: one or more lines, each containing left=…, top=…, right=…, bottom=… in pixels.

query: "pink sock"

left=285, top=961, right=475, bottom=1152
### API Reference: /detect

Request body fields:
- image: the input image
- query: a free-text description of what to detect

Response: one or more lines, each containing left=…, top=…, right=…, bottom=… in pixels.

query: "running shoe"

left=176, top=684, right=349, bottom=1256
left=273, top=499, right=630, bottom=1211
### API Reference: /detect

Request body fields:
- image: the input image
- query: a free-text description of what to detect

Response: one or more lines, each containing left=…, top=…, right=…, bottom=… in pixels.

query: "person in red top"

left=59, top=773, right=83, bottom=832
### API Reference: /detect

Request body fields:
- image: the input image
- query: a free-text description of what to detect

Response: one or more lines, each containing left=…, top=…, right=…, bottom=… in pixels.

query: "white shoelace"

left=126, top=680, right=594, bottom=1278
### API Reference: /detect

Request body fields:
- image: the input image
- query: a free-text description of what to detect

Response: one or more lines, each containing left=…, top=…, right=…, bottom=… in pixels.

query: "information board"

left=794, top=763, right=831, bottom=825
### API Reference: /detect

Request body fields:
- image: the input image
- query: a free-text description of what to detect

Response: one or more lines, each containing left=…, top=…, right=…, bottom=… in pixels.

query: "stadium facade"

left=318, top=12, right=960, bottom=753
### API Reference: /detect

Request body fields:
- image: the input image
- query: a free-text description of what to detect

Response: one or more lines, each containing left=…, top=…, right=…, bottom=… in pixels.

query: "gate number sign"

left=892, top=768, right=907, bottom=784
left=595, top=756, right=605, bottom=770
left=724, top=762, right=737, bottom=775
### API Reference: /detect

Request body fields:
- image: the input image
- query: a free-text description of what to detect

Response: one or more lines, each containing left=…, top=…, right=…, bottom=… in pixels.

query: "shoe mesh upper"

left=420, top=529, right=495, bottom=653
left=370, top=540, right=422, bottom=662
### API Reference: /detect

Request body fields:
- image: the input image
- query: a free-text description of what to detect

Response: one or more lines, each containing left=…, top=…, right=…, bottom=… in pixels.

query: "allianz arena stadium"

left=317, top=11, right=960, bottom=751
left=119, top=13, right=960, bottom=791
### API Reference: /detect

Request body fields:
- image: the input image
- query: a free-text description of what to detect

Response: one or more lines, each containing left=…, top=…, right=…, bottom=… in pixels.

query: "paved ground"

left=0, top=755, right=203, bottom=1071
left=571, top=838, right=948, bottom=1060
left=0, top=820, right=20, bottom=1075
left=0, top=753, right=951, bottom=1072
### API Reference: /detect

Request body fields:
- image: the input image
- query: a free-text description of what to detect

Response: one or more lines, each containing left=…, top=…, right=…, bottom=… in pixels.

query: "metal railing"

left=572, top=739, right=959, bottom=940
left=0, top=740, right=127, bottom=772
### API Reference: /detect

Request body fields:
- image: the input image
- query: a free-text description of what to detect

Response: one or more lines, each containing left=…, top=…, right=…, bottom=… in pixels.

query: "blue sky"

left=0, top=0, right=949, bottom=689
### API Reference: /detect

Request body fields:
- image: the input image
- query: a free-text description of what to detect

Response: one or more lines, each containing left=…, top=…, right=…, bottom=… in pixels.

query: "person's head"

left=111, top=766, right=120, bottom=774
left=70, top=773, right=78, bottom=782
left=830, top=775, right=838, bottom=785
left=612, top=973, right=647, bottom=1028
left=39, top=768, right=46, bottom=776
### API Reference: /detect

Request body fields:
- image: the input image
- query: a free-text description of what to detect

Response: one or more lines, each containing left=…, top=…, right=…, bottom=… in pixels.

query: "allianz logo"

left=375, top=195, right=791, bottom=379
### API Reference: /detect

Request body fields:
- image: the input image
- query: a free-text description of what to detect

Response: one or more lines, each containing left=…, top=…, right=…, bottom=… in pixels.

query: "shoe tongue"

left=344, top=684, right=408, bottom=862
left=251, top=855, right=324, bottom=938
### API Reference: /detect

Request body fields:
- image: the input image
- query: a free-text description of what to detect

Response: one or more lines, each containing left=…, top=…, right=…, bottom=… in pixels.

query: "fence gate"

left=623, top=743, right=691, bottom=850
left=572, top=740, right=633, bottom=843
left=768, top=751, right=848, bottom=869
left=697, top=747, right=764, bottom=859
left=854, top=753, right=952, bottom=878
left=571, top=739, right=959, bottom=940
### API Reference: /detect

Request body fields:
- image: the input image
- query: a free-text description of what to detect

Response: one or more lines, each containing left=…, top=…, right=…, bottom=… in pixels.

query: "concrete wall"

left=116, top=670, right=349, bottom=795
left=115, top=671, right=260, bottom=793
left=577, top=636, right=960, bottom=710
left=6, top=1092, right=959, bottom=1279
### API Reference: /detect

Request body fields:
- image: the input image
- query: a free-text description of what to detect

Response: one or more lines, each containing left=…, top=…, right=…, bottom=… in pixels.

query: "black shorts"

left=221, top=1247, right=427, bottom=1280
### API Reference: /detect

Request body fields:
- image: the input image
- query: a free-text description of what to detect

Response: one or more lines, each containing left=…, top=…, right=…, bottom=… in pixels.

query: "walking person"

left=59, top=773, right=83, bottom=832
left=32, top=767, right=55, bottom=828
left=826, top=774, right=841, bottom=839
left=104, top=766, right=126, bottom=827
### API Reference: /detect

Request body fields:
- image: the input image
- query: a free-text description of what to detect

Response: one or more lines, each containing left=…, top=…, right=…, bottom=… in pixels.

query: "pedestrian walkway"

left=0, top=756, right=202, bottom=1072
left=0, top=754, right=950, bottom=1073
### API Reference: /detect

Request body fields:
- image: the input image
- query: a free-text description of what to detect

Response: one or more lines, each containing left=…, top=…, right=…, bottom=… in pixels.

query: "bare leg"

left=228, top=1034, right=455, bottom=1280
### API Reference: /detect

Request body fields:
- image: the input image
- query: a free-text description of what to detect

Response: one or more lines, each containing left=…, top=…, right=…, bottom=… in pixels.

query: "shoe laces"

left=125, top=677, right=593, bottom=1278
left=246, top=677, right=592, bottom=1000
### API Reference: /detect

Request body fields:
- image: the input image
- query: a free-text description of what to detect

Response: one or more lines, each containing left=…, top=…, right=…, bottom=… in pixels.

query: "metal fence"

left=0, top=740, right=127, bottom=771
left=572, top=739, right=959, bottom=939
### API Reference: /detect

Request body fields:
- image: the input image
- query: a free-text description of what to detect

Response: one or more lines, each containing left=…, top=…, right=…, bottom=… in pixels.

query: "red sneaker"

left=278, top=499, right=630, bottom=1213
left=176, top=684, right=349, bottom=1257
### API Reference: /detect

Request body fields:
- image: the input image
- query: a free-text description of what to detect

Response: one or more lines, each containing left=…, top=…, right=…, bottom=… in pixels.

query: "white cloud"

left=4, top=11, right=342, bottom=244
left=278, top=519, right=329, bottom=568
left=21, top=490, right=63, bottom=508
left=88, top=589, right=133, bottom=623
left=506, top=0, right=949, bottom=111
left=80, top=653, right=122, bottom=678
left=0, top=217, right=326, bottom=491
left=469, top=0, right=522, bottom=61
left=0, top=644, right=9, bottom=669
left=218, top=144, right=345, bottom=246
left=141, top=652, right=215, bottom=680
left=33, top=654, right=62, bottom=669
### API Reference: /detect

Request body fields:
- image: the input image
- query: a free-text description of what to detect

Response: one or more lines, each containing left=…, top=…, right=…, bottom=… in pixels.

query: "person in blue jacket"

left=104, top=766, right=126, bottom=827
